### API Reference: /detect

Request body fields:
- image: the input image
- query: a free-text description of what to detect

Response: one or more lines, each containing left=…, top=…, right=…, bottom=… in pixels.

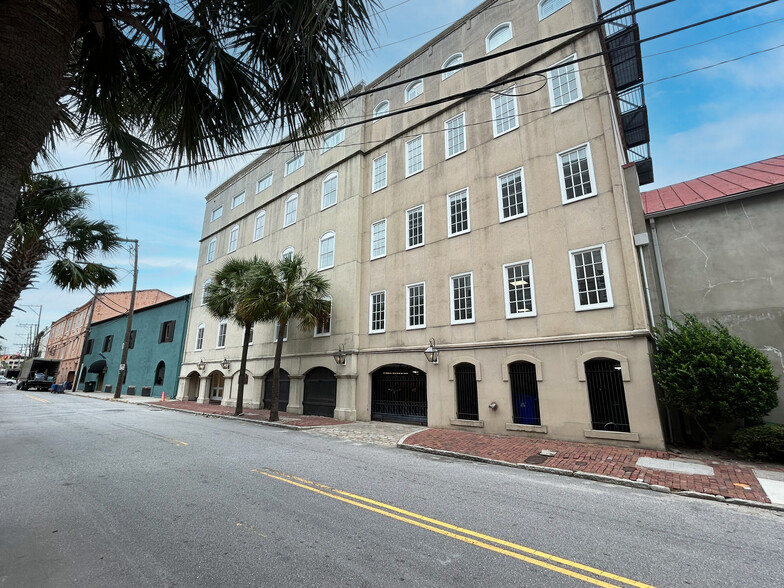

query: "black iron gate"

left=585, top=359, right=630, bottom=432
left=264, top=369, right=290, bottom=412
left=454, top=363, right=479, bottom=420
left=303, top=367, right=337, bottom=417
left=371, top=365, right=427, bottom=424
left=509, top=361, right=540, bottom=426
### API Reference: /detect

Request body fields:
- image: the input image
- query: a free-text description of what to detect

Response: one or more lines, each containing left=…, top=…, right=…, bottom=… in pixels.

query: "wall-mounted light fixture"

left=220, top=357, right=231, bottom=370
left=424, top=338, right=439, bottom=364
left=197, top=360, right=206, bottom=371
left=333, top=344, right=347, bottom=365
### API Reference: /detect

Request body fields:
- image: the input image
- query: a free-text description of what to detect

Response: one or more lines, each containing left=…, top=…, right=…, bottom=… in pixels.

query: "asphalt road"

left=1, top=390, right=782, bottom=587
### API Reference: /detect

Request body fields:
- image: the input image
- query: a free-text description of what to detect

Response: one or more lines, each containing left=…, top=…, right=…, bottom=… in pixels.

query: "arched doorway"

left=585, top=358, right=630, bottom=432
left=509, top=361, right=540, bottom=426
left=454, top=363, right=479, bottom=421
left=371, top=364, right=427, bottom=424
left=303, top=367, right=336, bottom=417
left=186, top=371, right=200, bottom=401
left=264, top=369, right=290, bottom=412
left=209, top=371, right=225, bottom=402
left=154, top=361, right=165, bottom=386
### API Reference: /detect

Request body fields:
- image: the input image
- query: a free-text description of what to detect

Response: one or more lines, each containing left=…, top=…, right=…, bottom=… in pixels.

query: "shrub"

left=732, top=424, right=784, bottom=461
left=653, top=314, right=779, bottom=446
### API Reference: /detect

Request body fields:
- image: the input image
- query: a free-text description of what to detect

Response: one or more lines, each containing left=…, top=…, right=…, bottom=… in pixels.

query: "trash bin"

left=84, top=381, right=96, bottom=392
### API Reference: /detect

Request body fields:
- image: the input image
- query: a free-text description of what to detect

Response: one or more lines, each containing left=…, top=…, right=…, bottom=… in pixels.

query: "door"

left=303, top=368, right=337, bottom=417
left=371, top=365, right=427, bottom=424
left=209, top=372, right=225, bottom=401
left=264, top=369, right=290, bottom=412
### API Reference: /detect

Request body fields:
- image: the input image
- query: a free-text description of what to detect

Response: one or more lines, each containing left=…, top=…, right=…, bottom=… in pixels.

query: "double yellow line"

left=24, top=393, right=50, bottom=404
left=253, top=469, right=656, bottom=588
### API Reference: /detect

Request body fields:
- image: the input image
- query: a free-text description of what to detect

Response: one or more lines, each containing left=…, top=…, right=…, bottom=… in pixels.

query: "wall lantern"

left=333, top=344, right=347, bottom=366
left=220, top=357, right=231, bottom=370
left=197, top=360, right=206, bottom=371
left=424, top=338, right=439, bottom=364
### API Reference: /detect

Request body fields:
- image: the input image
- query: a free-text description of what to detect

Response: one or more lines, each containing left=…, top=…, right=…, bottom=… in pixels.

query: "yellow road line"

left=24, top=394, right=50, bottom=404
left=167, top=438, right=188, bottom=447
left=253, top=469, right=656, bottom=588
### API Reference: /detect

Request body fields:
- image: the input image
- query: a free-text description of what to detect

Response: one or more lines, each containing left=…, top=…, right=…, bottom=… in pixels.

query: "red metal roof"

left=641, top=155, right=784, bottom=215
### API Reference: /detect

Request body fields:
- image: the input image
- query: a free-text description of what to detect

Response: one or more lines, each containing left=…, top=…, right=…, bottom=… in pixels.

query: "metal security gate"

left=509, top=362, right=540, bottom=426
left=371, top=365, right=427, bottom=424
left=585, top=359, right=630, bottom=432
left=454, top=363, right=479, bottom=421
left=264, top=369, right=290, bottom=412
left=303, top=367, right=337, bottom=417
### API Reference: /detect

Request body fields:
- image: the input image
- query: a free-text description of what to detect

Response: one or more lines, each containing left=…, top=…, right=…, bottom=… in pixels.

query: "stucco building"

left=177, top=0, right=665, bottom=448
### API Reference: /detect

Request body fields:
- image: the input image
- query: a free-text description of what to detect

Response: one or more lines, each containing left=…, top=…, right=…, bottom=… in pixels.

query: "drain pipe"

left=649, top=218, right=672, bottom=328
left=634, top=233, right=655, bottom=330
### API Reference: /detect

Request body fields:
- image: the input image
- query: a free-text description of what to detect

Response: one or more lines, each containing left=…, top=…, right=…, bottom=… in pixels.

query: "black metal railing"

left=585, top=359, right=631, bottom=432
left=509, top=362, right=541, bottom=426
left=601, top=0, right=634, bottom=38
left=454, top=363, right=479, bottom=420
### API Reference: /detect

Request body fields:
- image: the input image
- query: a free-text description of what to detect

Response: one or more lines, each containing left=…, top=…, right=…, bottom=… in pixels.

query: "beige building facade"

left=177, top=0, right=665, bottom=449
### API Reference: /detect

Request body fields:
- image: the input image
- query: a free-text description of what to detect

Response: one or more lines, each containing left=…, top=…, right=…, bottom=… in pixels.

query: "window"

left=510, top=361, right=541, bottom=425
left=321, top=172, right=338, bottom=209
left=405, top=80, right=423, bottom=102
left=497, top=167, right=527, bottom=221
left=372, top=154, right=387, bottom=192
left=442, top=53, right=463, bottom=80
left=369, top=291, right=386, bottom=333
left=406, top=205, right=424, bottom=249
left=492, top=87, right=519, bottom=137
left=444, top=113, right=466, bottom=158
left=314, top=298, right=332, bottom=337
left=406, top=282, right=426, bottom=329
left=373, top=100, right=389, bottom=121
left=371, top=219, right=386, bottom=259
left=321, top=129, right=345, bottom=153
left=486, top=22, right=512, bottom=53
left=211, top=206, right=223, bottom=221
left=216, top=320, right=227, bottom=348
left=85, top=338, right=94, bottom=354
left=201, top=279, right=211, bottom=305
left=231, top=191, right=245, bottom=209
left=455, top=363, right=479, bottom=420
left=227, top=225, right=239, bottom=253
left=504, top=260, right=536, bottom=318
left=253, top=211, right=266, bottom=241
left=558, top=143, right=596, bottom=203
left=281, top=247, right=294, bottom=261
left=102, top=335, right=113, bottom=353
left=450, top=272, right=474, bottom=324
left=285, top=153, right=304, bottom=175
left=195, top=324, right=205, bottom=351
left=248, top=324, right=254, bottom=345
left=283, top=194, right=298, bottom=227
left=539, top=0, right=571, bottom=21
left=447, top=188, right=470, bottom=237
left=206, top=238, right=216, bottom=263
left=256, top=172, right=273, bottom=193
left=569, top=245, right=613, bottom=310
left=129, top=330, right=136, bottom=349
left=273, top=320, right=288, bottom=342
left=405, top=135, right=424, bottom=177
left=548, top=54, right=582, bottom=110
left=159, top=320, right=175, bottom=343
left=319, top=231, right=335, bottom=270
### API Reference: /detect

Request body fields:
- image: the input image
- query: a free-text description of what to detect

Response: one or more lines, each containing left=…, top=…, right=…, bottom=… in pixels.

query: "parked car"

left=0, top=376, right=17, bottom=387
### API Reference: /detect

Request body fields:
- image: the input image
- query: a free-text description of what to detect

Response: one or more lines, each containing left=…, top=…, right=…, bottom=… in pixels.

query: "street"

left=1, top=390, right=782, bottom=587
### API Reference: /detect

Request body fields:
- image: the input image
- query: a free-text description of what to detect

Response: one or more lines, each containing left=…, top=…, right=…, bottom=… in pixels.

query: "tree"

left=246, top=255, right=330, bottom=422
left=204, top=256, right=272, bottom=416
left=0, top=175, right=120, bottom=329
left=0, top=1, right=379, bottom=250
left=653, top=314, right=779, bottom=446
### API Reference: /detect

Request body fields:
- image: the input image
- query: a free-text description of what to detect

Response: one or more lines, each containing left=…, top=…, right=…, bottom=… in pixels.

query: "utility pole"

left=114, top=239, right=138, bottom=399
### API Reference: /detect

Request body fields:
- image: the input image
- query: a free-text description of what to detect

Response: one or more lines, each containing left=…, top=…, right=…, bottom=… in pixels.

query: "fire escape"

left=600, top=0, right=654, bottom=185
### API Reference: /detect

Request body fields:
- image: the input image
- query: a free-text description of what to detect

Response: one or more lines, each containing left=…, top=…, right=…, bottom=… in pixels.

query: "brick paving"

left=148, top=400, right=350, bottom=428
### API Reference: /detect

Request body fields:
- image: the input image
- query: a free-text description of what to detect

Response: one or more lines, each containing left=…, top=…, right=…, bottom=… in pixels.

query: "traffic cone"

left=161, top=390, right=165, bottom=402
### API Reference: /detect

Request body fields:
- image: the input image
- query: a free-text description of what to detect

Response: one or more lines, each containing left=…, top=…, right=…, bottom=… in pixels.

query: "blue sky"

left=3, top=0, right=783, bottom=352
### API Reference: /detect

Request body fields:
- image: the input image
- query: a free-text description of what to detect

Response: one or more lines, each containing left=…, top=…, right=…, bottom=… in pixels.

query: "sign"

left=119, top=364, right=126, bottom=372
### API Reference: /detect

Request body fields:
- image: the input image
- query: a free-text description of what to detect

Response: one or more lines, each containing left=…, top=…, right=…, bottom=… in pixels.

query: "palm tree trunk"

left=234, top=322, right=252, bottom=416
left=0, top=244, right=47, bottom=329
left=0, top=0, right=80, bottom=247
left=269, top=320, right=287, bottom=422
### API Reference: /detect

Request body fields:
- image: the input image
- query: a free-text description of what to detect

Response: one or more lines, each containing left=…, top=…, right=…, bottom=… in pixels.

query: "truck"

left=16, top=358, right=61, bottom=391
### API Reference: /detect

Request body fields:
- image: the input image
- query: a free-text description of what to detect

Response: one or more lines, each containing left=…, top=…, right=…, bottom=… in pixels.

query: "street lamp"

left=424, top=338, right=439, bottom=364
left=220, top=357, right=231, bottom=370
left=197, top=360, right=206, bottom=371
left=333, top=344, right=347, bottom=366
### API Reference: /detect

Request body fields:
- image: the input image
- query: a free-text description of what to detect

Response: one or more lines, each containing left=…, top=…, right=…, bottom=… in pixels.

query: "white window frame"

left=314, top=297, right=332, bottom=337
left=405, top=135, right=424, bottom=177
left=442, top=53, right=463, bottom=80
left=285, top=153, right=304, bottom=176
left=248, top=323, right=254, bottom=346
left=497, top=167, right=527, bottom=222
left=283, top=193, right=298, bottom=227
left=450, top=272, right=475, bottom=325
left=405, top=205, right=424, bottom=250
left=503, top=260, right=536, bottom=318
left=273, top=320, right=289, bottom=342
left=369, top=290, right=386, bottom=334
left=444, top=112, right=466, bottom=159
left=569, top=244, right=614, bottom=311
left=201, top=279, right=211, bottom=306
left=321, top=172, right=338, bottom=210
left=547, top=53, right=582, bottom=112
left=253, top=211, right=266, bottom=241
left=211, top=206, right=223, bottom=222
left=231, top=191, right=245, bottom=209
left=227, top=225, right=239, bottom=253
left=370, top=219, right=387, bottom=260
left=195, top=324, right=205, bottom=351
left=256, top=172, right=273, bottom=193
left=491, top=87, right=519, bottom=137
left=404, top=80, right=423, bottom=103
left=447, top=188, right=470, bottom=238
left=373, top=100, right=389, bottom=121
left=406, top=282, right=426, bottom=330
left=206, top=238, right=216, bottom=263
left=486, top=22, right=513, bottom=53
left=557, top=143, right=597, bottom=204
left=281, top=246, right=294, bottom=261
left=318, top=231, right=335, bottom=271
left=216, top=320, right=227, bottom=349
left=539, top=0, right=571, bottom=21
left=372, top=153, right=387, bottom=192
left=321, top=129, right=345, bottom=154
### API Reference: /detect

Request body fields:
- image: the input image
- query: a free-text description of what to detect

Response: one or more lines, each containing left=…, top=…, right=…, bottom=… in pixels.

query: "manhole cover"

left=575, top=461, right=588, bottom=466
left=524, top=455, right=549, bottom=465
left=622, top=466, right=636, bottom=473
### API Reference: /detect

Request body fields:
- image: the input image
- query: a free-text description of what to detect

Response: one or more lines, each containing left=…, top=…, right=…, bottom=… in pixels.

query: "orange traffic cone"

left=161, top=390, right=165, bottom=402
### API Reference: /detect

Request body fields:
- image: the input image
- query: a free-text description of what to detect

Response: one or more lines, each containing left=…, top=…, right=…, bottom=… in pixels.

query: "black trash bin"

left=84, top=381, right=96, bottom=392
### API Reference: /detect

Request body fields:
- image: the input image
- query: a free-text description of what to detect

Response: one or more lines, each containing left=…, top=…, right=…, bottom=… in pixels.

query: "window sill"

left=450, top=418, right=484, bottom=428
left=506, top=423, right=547, bottom=434
left=583, top=429, right=639, bottom=442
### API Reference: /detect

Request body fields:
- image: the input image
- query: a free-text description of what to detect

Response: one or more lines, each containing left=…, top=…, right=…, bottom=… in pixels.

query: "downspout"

left=649, top=218, right=672, bottom=327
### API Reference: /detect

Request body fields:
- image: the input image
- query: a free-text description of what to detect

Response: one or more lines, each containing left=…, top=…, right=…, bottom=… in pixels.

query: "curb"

left=147, top=403, right=314, bottom=430
left=397, top=443, right=784, bottom=513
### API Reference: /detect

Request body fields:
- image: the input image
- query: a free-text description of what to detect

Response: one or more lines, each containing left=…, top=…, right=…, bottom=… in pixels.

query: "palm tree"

left=0, top=1, right=380, bottom=248
left=204, top=257, right=272, bottom=416
left=245, top=255, right=330, bottom=422
left=0, top=175, right=120, bottom=329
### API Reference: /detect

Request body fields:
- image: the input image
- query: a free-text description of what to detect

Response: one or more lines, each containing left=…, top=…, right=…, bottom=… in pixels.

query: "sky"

left=2, top=0, right=783, bottom=353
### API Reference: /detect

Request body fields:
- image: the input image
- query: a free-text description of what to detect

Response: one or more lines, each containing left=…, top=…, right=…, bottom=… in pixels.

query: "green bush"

left=732, top=424, right=784, bottom=461
left=653, top=314, right=779, bottom=446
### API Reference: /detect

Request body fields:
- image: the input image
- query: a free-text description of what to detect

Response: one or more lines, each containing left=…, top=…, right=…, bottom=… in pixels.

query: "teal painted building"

left=80, top=294, right=191, bottom=398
